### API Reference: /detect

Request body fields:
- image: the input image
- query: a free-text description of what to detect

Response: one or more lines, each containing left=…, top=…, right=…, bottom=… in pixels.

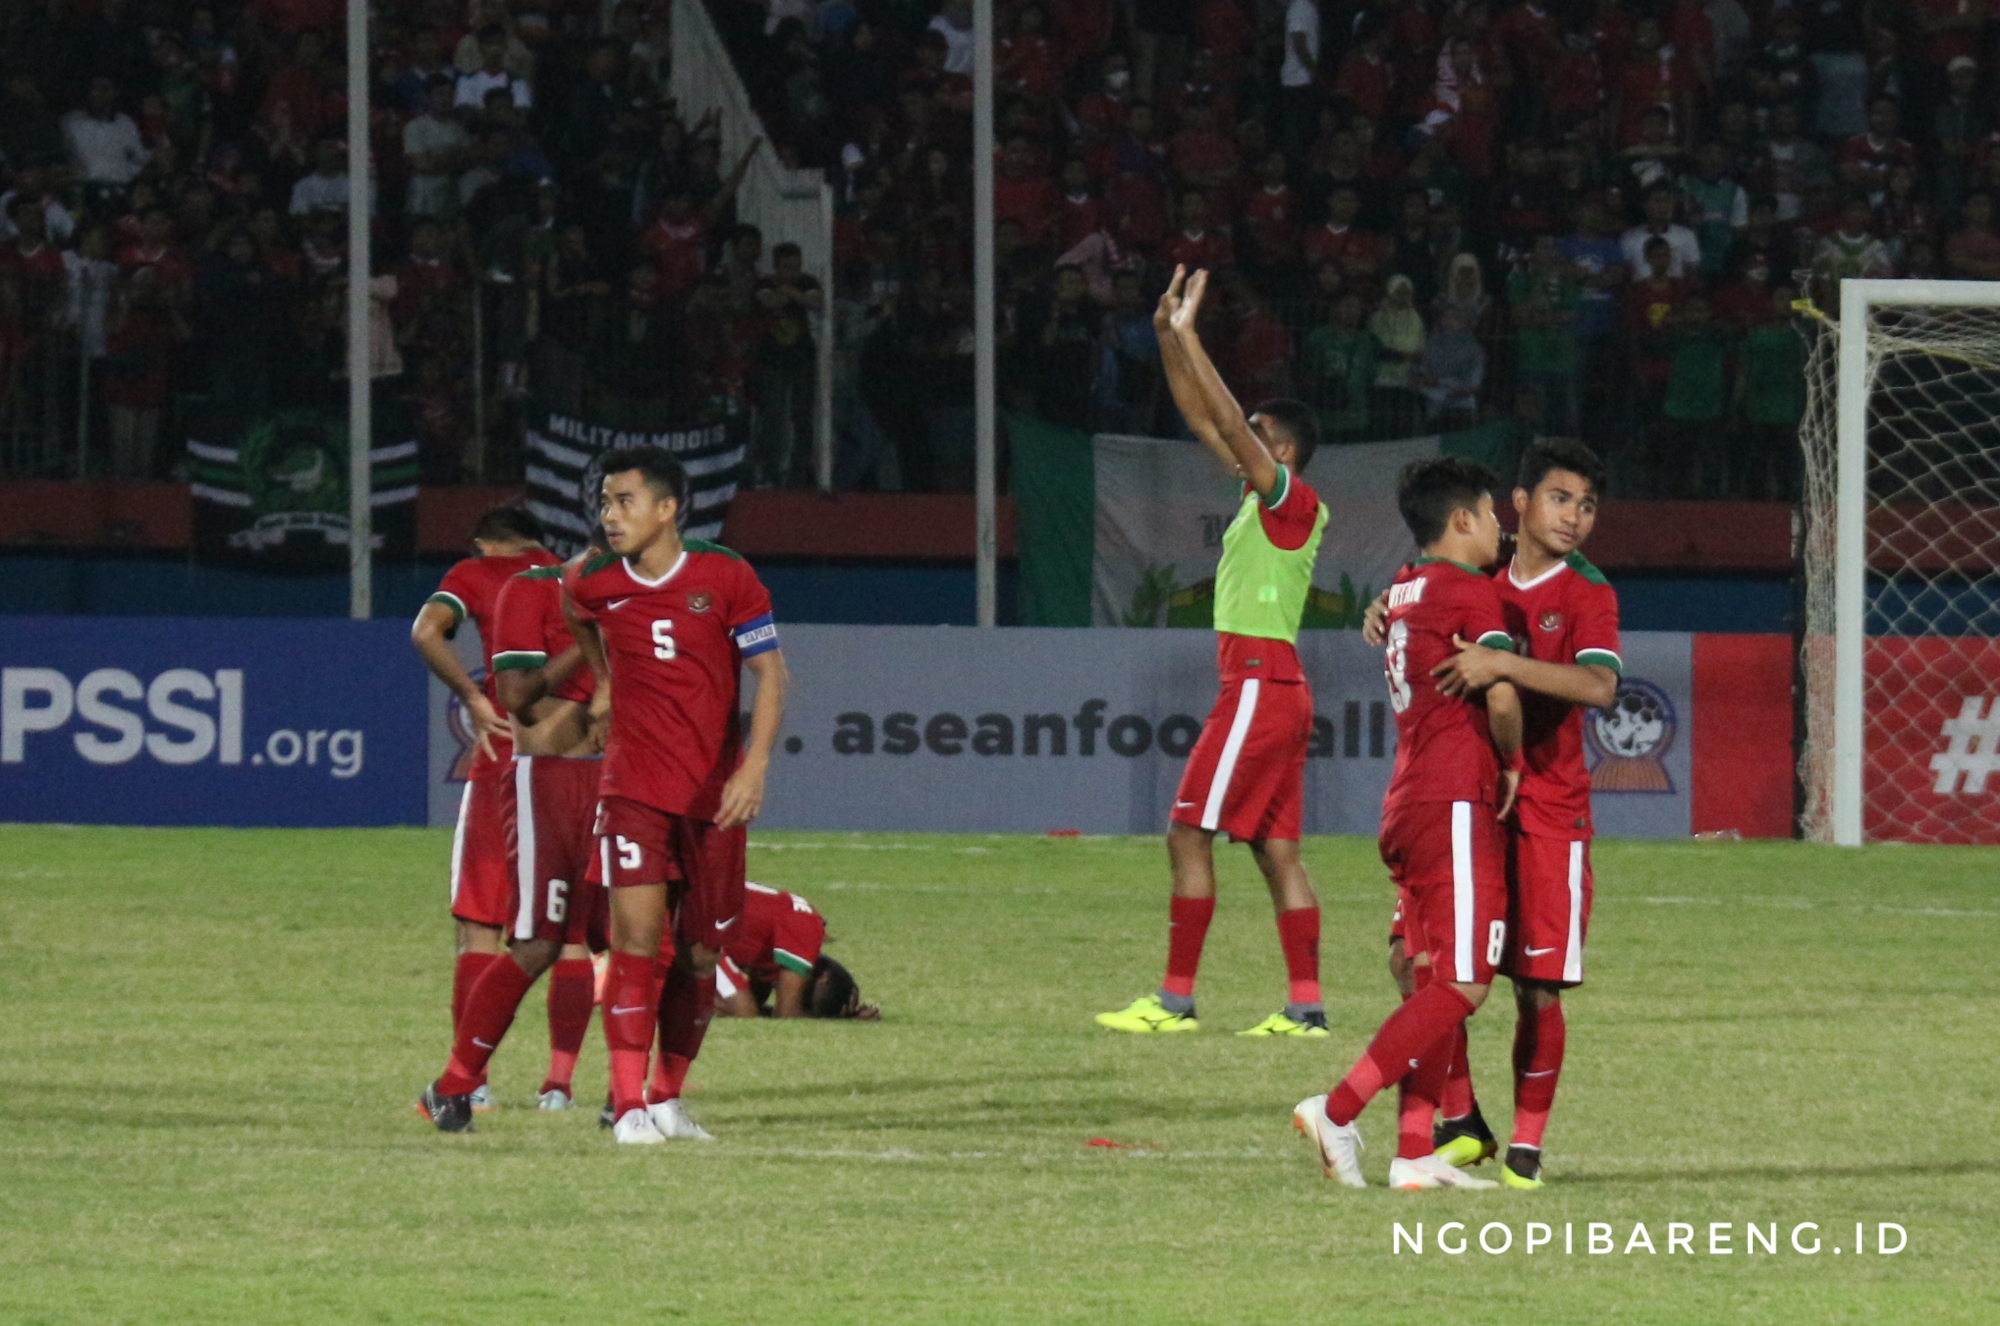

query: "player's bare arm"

left=717, top=981, right=762, bottom=1019
left=1154, top=266, right=1239, bottom=474
left=1432, top=638, right=1619, bottom=708
left=1169, top=270, right=1283, bottom=500
left=411, top=601, right=506, bottom=758
left=717, top=648, right=790, bottom=830
left=1487, top=678, right=1524, bottom=820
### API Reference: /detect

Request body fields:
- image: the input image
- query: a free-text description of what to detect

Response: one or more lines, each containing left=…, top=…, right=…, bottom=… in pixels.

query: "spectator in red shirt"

left=1240, top=149, right=1301, bottom=271
left=1195, top=0, right=1251, bottom=84
left=999, top=4, right=1061, bottom=102
left=639, top=188, right=709, bottom=297
left=1490, top=2, right=1564, bottom=91
left=1168, top=99, right=1239, bottom=192
left=1614, top=16, right=1696, bottom=147
left=1623, top=234, right=1690, bottom=387
left=1076, top=52, right=1135, bottom=138
left=1162, top=190, right=1235, bottom=270
left=1838, top=97, right=1918, bottom=203
left=1946, top=190, right=2000, bottom=277
left=1056, top=159, right=1107, bottom=249
left=116, top=207, right=194, bottom=292
left=993, top=133, right=1061, bottom=244
left=1330, top=19, right=1396, bottom=121
left=1302, top=184, right=1385, bottom=281
left=1913, top=0, right=1987, bottom=74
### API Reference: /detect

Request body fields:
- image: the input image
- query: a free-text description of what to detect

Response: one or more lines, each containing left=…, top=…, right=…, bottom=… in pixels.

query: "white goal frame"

left=1830, top=279, right=2000, bottom=844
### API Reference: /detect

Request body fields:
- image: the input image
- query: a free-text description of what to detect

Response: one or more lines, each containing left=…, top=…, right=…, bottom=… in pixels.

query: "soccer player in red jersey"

left=409, top=507, right=557, bottom=1108
left=713, top=883, right=880, bottom=1020
left=562, top=447, right=790, bottom=1145
left=1296, top=457, right=1524, bottom=1190
left=1425, top=438, right=1621, bottom=1189
left=1096, top=267, right=1331, bottom=1038
left=418, top=548, right=607, bottom=1132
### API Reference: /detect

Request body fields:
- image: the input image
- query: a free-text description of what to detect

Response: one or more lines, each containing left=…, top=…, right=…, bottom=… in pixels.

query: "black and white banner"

left=524, top=405, right=746, bottom=555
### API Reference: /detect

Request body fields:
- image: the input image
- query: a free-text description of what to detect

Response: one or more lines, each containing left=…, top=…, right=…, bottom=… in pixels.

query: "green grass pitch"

left=2, top=825, right=1997, bottom=1325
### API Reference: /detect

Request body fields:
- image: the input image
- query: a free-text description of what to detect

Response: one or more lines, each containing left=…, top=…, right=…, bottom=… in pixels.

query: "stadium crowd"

left=0, top=0, right=1993, bottom=497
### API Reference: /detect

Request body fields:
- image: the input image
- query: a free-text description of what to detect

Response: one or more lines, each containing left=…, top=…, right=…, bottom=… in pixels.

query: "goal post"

left=1801, top=278, right=2000, bottom=846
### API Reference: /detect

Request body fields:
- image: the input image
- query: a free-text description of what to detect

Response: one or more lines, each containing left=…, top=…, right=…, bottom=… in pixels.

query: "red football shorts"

left=1170, top=677, right=1311, bottom=842
left=596, top=795, right=747, bottom=951
left=1378, top=799, right=1507, bottom=985
left=449, top=769, right=514, bottom=928
left=507, top=755, right=605, bottom=947
left=1502, top=829, right=1593, bottom=987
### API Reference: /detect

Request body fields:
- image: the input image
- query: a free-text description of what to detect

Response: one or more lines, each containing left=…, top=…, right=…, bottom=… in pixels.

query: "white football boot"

left=1388, top=1153, right=1501, bottom=1190
left=1293, top=1094, right=1367, bottom=1187
left=647, top=1097, right=715, bottom=1141
left=611, top=1108, right=666, bottom=1144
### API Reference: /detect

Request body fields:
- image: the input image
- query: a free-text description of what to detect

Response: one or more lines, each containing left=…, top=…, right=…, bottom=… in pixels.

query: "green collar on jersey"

left=518, top=564, right=564, bottom=580
left=579, top=550, right=620, bottom=577
left=684, top=537, right=744, bottom=560
left=1565, top=549, right=1610, bottom=584
left=1413, top=554, right=1485, bottom=576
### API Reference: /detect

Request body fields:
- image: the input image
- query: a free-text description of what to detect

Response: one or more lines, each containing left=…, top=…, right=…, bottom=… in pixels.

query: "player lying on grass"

left=419, top=540, right=608, bottom=1132
left=1362, top=439, right=1622, bottom=1189
left=411, top=506, right=558, bottom=1111
left=565, top=447, right=791, bottom=1145
left=1097, top=266, right=1333, bottom=1039
left=712, top=883, right=880, bottom=1020
left=1296, top=456, right=1524, bottom=1190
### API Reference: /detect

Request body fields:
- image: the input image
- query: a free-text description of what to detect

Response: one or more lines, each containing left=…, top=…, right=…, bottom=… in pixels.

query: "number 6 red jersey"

left=562, top=541, right=780, bottom=820
left=1381, top=557, right=1515, bottom=810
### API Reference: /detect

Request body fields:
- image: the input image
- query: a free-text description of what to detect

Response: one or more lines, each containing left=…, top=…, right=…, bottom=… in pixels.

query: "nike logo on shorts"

left=716, top=916, right=738, bottom=930
left=1524, top=945, right=1557, bottom=957
left=609, top=1005, right=648, bottom=1016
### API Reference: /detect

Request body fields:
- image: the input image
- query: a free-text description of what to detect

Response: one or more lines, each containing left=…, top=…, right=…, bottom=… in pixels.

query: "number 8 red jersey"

left=1381, top=557, right=1515, bottom=809
left=562, top=541, right=780, bottom=820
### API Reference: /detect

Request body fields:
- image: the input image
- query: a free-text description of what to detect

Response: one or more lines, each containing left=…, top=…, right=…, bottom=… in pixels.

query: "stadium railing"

left=670, top=0, right=836, bottom=490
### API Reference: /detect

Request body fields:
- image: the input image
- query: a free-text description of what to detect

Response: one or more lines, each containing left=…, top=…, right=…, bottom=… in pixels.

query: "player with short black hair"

left=410, top=506, right=557, bottom=1112
left=562, top=447, right=790, bottom=1144
left=419, top=536, right=607, bottom=1132
left=1418, top=438, right=1622, bottom=1189
left=1096, top=267, right=1333, bottom=1039
left=711, top=883, right=880, bottom=1020
left=1296, top=456, right=1524, bottom=1190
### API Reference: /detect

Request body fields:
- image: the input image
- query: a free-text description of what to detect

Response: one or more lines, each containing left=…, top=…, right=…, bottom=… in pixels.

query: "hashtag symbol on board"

left=1929, top=697, right=2000, bottom=794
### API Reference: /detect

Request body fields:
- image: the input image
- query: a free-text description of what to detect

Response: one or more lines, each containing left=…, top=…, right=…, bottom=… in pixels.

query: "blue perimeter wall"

left=0, top=553, right=1792, bottom=633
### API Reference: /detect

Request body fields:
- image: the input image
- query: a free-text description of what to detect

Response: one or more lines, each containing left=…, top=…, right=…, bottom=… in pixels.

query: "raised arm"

left=1154, top=265, right=1238, bottom=473
left=1170, top=269, right=1282, bottom=500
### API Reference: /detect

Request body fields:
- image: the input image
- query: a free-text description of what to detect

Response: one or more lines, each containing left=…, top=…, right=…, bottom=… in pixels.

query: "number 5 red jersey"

left=562, top=541, right=780, bottom=820
left=1381, top=557, right=1515, bottom=810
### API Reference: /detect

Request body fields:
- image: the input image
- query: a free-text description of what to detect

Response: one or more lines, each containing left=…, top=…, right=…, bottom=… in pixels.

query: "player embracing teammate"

left=1306, top=438, right=1620, bottom=1190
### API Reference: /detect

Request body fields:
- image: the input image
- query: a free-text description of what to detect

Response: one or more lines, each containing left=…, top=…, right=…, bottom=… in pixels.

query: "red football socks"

left=649, top=960, right=716, bottom=1102
left=452, top=951, right=500, bottom=1032
left=438, top=954, right=537, bottom=1097
left=1275, top=906, right=1321, bottom=1006
left=1326, top=982, right=1477, bottom=1127
left=1511, top=999, right=1567, bottom=1150
left=1440, top=1024, right=1475, bottom=1121
left=1161, top=894, right=1216, bottom=999
left=541, top=958, right=595, bottom=1095
left=1396, top=1031, right=1455, bottom=1159
left=602, top=951, right=664, bottom=1117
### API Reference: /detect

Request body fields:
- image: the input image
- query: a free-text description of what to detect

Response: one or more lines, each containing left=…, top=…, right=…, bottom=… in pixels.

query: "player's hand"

left=1360, top=590, right=1392, bottom=647
left=1153, top=265, right=1186, bottom=333
left=1170, top=268, right=1207, bottom=334
left=1497, top=769, right=1521, bottom=821
left=853, top=1002, right=881, bottom=1021
left=464, top=692, right=509, bottom=761
left=1432, top=634, right=1511, bottom=697
left=715, top=760, right=768, bottom=830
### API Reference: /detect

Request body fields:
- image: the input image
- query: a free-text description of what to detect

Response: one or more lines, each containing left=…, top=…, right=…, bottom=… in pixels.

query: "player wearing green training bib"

left=1096, top=267, right=1335, bottom=1040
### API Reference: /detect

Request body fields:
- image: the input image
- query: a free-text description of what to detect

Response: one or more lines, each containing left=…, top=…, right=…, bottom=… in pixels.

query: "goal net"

left=1798, top=280, right=2000, bottom=845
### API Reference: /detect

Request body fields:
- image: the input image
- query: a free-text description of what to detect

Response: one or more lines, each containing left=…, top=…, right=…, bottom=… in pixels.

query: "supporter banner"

left=1087, top=423, right=1525, bottom=629
left=2, top=617, right=426, bottom=827
left=186, top=406, right=418, bottom=569
left=523, top=403, right=745, bottom=556
left=742, top=626, right=1695, bottom=838
left=1864, top=637, right=2000, bottom=845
